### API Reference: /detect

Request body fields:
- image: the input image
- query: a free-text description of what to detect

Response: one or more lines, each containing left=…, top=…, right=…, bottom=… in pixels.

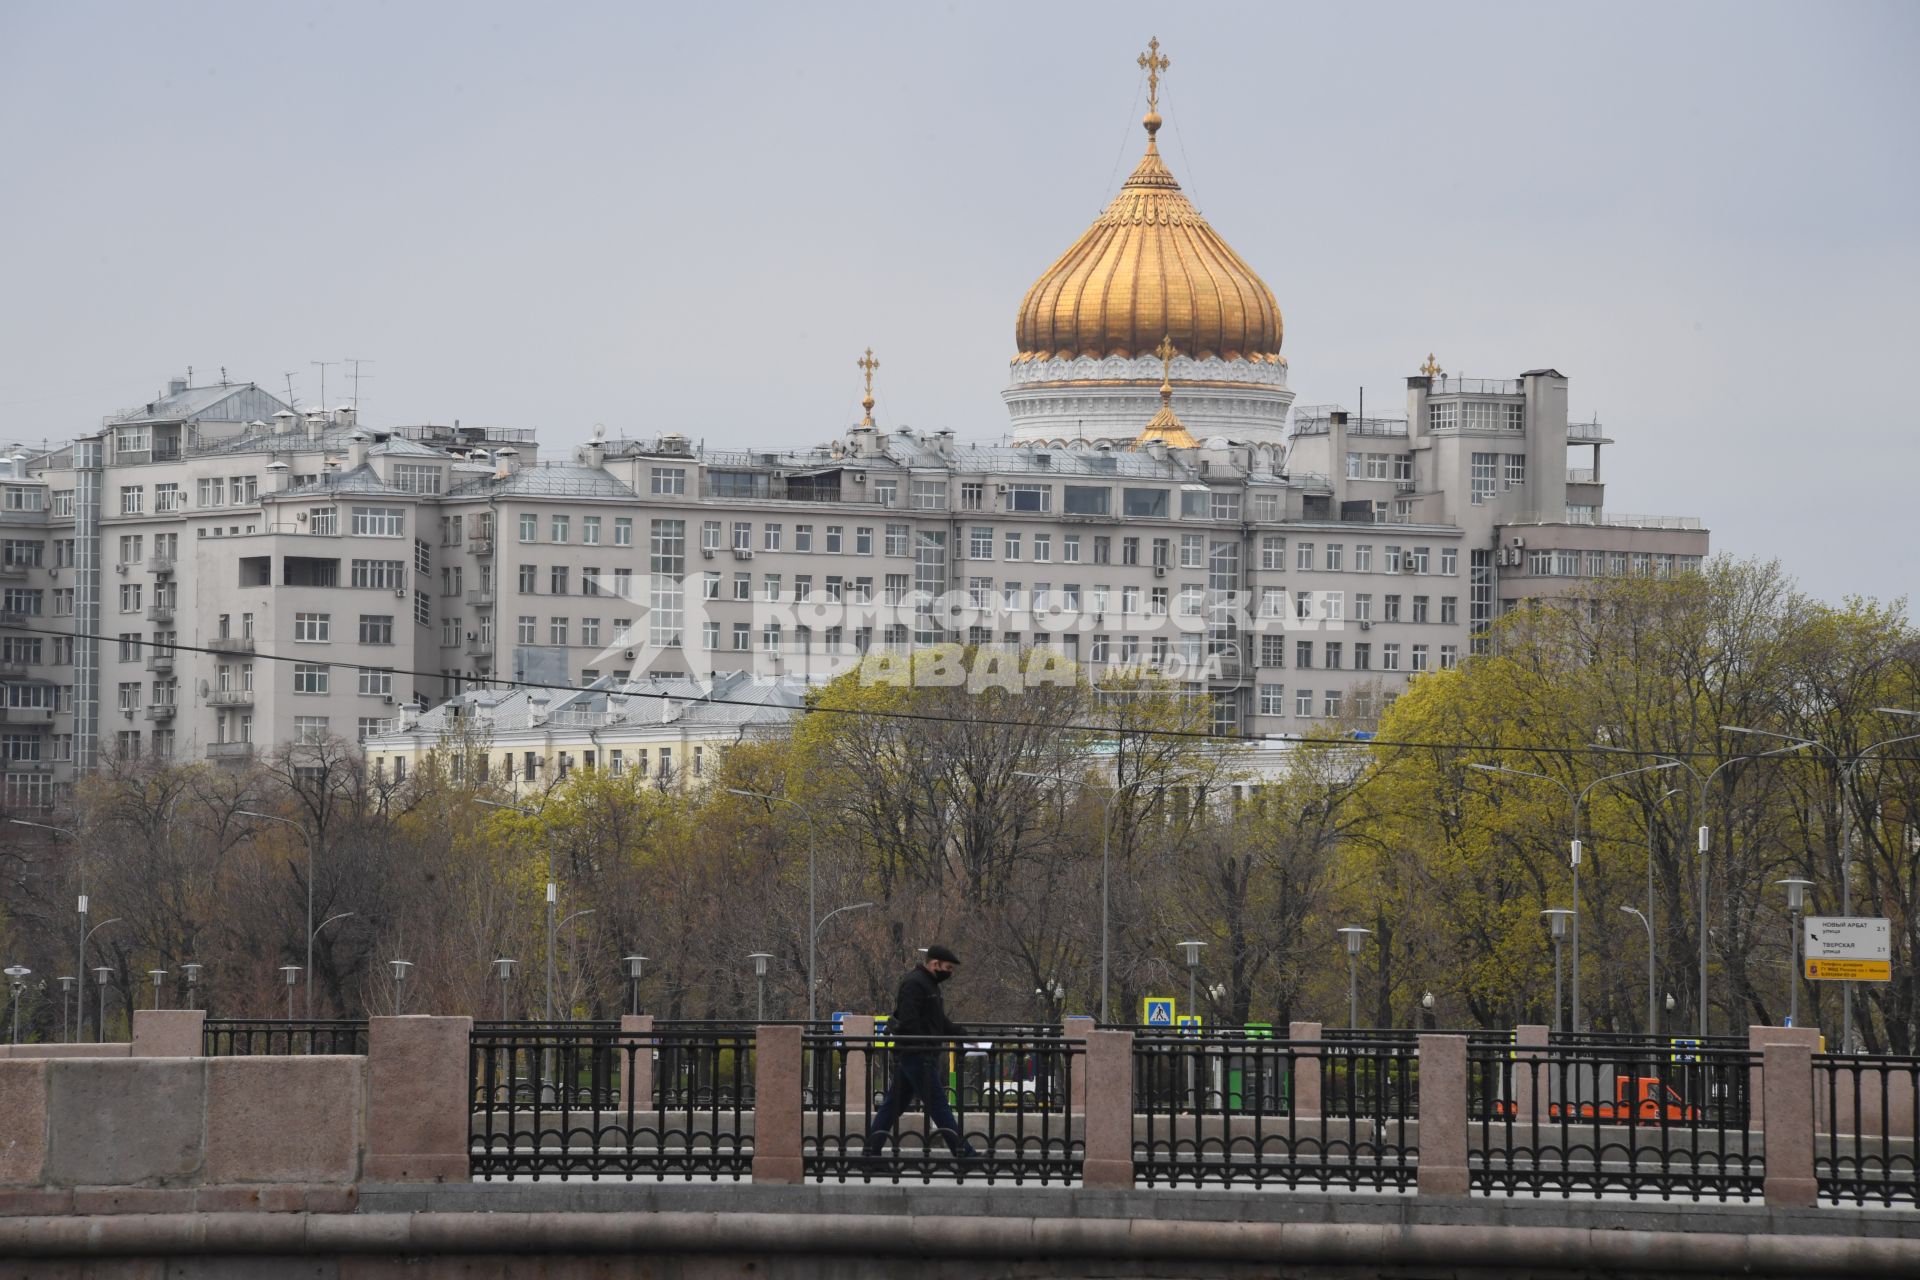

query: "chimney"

left=347, top=432, right=369, bottom=470
left=336, top=406, right=357, bottom=430
left=304, top=411, right=325, bottom=443
left=528, top=693, right=550, bottom=726
left=167, top=376, right=188, bottom=397
left=271, top=410, right=296, bottom=436
left=399, top=700, right=423, bottom=731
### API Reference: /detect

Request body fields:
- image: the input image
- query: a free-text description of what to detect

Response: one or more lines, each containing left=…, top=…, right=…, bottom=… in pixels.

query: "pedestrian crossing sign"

left=1176, top=1015, right=1204, bottom=1035
left=1142, top=997, right=1176, bottom=1027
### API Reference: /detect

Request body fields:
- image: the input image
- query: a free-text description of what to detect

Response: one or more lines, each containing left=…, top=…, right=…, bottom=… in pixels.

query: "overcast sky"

left=2, top=1, right=1914, bottom=604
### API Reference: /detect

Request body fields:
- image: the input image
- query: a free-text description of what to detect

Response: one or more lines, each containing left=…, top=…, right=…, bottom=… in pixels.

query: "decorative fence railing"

left=469, top=1026, right=756, bottom=1180
left=201, top=1019, right=369, bottom=1056
left=1132, top=1036, right=1419, bottom=1190
left=1815, top=1053, right=1920, bottom=1207
left=1467, top=1042, right=1761, bottom=1201
left=804, top=1033, right=1082, bottom=1185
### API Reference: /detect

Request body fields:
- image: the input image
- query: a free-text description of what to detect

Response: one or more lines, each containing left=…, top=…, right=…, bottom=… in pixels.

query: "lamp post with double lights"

left=10, top=820, right=82, bottom=1041
left=1336, top=928, right=1371, bottom=1029
left=237, top=810, right=321, bottom=1018
left=1541, top=910, right=1573, bottom=1032
left=476, top=798, right=558, bottom=1024
left=727, top=788, right=822, bottom=1021
left=1777, top=878, right=1815, bottom=1026
left=1469, top=761, right=1680, bottom=1031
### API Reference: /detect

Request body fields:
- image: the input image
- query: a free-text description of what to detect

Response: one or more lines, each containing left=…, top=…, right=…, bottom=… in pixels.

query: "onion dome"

left=1013, top=109, right=1282, bottom=364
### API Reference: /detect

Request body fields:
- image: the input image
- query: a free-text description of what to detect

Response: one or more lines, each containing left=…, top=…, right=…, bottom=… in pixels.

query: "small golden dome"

left=1014, top=114, right=1282, bottom=364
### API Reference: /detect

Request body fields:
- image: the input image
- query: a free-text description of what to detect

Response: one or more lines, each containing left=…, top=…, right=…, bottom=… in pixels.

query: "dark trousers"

left=865, top=1052, right=974, bottom=1155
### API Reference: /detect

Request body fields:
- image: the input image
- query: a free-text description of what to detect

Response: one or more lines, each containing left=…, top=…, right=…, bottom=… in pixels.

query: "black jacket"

left=887, top=965, right=965, bottom=1041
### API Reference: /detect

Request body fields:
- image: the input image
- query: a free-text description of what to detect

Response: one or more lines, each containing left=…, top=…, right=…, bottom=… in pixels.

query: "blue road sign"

left=1143, top=997, right=1175, bottom=1027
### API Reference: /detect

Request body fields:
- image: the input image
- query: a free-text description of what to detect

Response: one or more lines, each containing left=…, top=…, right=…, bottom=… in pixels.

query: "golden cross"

left=1138, top=37, right=1170, bottom=113
left=1420, top=352, right=1443, bottom=378
left=857, top=347, right=879, bottom=425
left=1156, top=334, right=1177, bottom=379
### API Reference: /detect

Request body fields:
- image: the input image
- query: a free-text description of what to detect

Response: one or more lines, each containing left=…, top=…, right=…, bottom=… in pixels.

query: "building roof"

left=366, top=672, right=809, bottom=747
left=447, top=462, right=639, bottom=500
left=105, top=382, right=290, bottom=427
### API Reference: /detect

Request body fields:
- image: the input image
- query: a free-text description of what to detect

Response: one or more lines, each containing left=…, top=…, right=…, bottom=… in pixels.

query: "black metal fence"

left=1468, top=1042, right=1761, bottom=1200
left=469, top=1026, right=755, bottom=1180
left=805, top=1033, right=1081, bottom=1184
left=201, top=1019, right=368, bottom=1056
left=1132, top=1037, right=1418, bottom=1190
left=1815, top=1054, right=1919, bottom=1207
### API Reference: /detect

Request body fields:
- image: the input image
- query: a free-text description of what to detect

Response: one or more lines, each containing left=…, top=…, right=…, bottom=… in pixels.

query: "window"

left=1062, top=534, right=1080, bottom=563
left=614, top=518, right=633, bottom=547
left=1003, top=533, right=1021, bottom=561
left=391, top=464, right=442, bottom=494
left=1383, top=545, right=1403, bottom=573
left=117, top=485, right=143, bottom=515
left=855, top=526, right=874, bottom=555
left=1382, top=642, right=1402, bottom=671
left=1440, top=548, right=1458, bottom=576
left=293, top=716, right=329, bottom=745
left=1295, top=689, right=1314, bottom=717
left=1005, top=484, right=1048, bottom=513
left=1033, top=533, right=1052, bottom=562
left=359, top=614, right=394, bottom=645
left=1180, top=534, right=1203, bottom=569
left=1428, top=401, right=1458, bottom=431
left=550, top=566, right=569, bottom=595
left=1260, top=536, right=1285, bottom=570
left=1325, top=642, right=1343, bottom=670
left=732, top=622, right=750, bottom=650
left=762, top=574, right=782, bottom=601
left=970, top=526, right=993, bottom=559
left=1295, top=543, right=1314, bottom=571
left=650, top=466, right=687, bottom=495
left=1441, top=596, right=1458, bottom=625
left=582, top=567, right=602, bottom=596
left=1295, top=640, right=1313, bottom=669
left=1440, top=644, right=1459, bottom=669
left=1324, top=544, right=1342, bottom=571
left=1504, top=454, right=1527, bottom=488
left=295, top=612, right=331, bottom=642
left=293, top=664, right=329, bottom=694
left=518, top=514, right=537, bottom=542
left=960, top=482, right=984, bottom=511
left=912, top=479, right=949, bottom=510
left=1354, top=593, right=1372, bottom=621
left=1412, top=595, right=1429, bottom=624
left=1063, top=486, right=1110, bottom=516
left=1122, top=488, right=1168, bottom=518
left=517, top=615, right=536, bottom=643
left=351, top=559, right=405, bottom=590
left=1258, top=683, right=1286, bottom=715
left=353, top=507, right=404, bottom=537
left=1383, top=594, right=1402, bottom=623
left=794, top=524, right=813, bottom=553
left=885, top=524, right=909, bottom=556
left=1346, top=451, right=1362, bottom=479
left=825, top=525, right=843, bottom=553
left=1470, top=454, right=1497, bottom=505
left=1324, top=690, right=1343, bottom=718
left=1412, top=643, right=1430, bottom=672
left=550, top=617, right=569, bottom=645
left=1354, top=642, right=1371, bottom=670
left=763, top=523, right=782, bottom=551
left=873, top=479, right=898, bottom=507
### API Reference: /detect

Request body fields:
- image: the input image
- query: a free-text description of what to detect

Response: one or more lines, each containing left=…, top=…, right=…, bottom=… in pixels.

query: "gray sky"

left=3, top=1, right=1915, bottom=605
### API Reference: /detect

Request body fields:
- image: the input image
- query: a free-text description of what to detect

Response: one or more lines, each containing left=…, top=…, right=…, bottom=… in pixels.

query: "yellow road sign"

left=1805, top=958, right=1891, bottom=982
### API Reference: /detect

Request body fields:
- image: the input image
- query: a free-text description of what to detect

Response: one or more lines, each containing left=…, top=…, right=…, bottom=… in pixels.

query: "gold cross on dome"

left=857, top=347, right=880, bottom=426
left=1420, top=352, right=1443, bottom=378
left=1138, top=37, right=1170, bottom=112
left=1156, top=334, right=1177, bottom=379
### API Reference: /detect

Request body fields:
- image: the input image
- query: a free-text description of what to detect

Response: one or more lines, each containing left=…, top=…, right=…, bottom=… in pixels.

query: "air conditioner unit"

left=850, top=471, right=866, bottom=483
left=382, top=695, right=393, bottom=705
left=296, top=511, right=308, bottom=522
left=395, top=586, right=406, bottom=596
left=1511, top=537, right=1525, bottom=549
left=115, top=564, right=128, bottom=575
left=466, top=631, right=478, bottom=641
left=701, top=548, right=715, bottom=559
left=1153, top=565, right=1167, bottom=578
left=1359, top=620, right=1372, bottom=631
left=47, top=568, right=57, bottom=580
left=733, top=548, right=754, bottom=560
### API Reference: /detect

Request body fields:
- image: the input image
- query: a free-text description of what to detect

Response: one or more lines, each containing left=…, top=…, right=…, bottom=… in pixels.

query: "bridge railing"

left=1468, top=1042, right=1762, bottom=1201
left=1132, top=1036, right=1419, bottom=1190
left=468, top=1025, right=755, bottom=1181
left=804, top=1032, right=1082, bottom=1185
left=201, top=1018, right=369, bottom=1056
left=1816, top=1053, right=1920, bottom=1207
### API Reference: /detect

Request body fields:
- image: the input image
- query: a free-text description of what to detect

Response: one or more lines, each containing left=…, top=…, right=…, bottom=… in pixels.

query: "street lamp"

left=181, top=963, right=201, bottom=1011
left=1015, top=770, right=1126, bottom=1023
left=147, top=969, right=167, bottom=1010
left=4, top=966, right=29, bottom=1045
left=237, top=810, right=321, bottom=1019
left=748, top=952, right=773, bottom=1022
left=12, top=819, right=82, bottom=1042
left=622, top=955, right=647, bottom=1017
left=278, top=965, right=301, bottom=1020
left=56, top=976, right=73, bottom=1041
left=388, top=960, right=413, bottom=1015
left=92, top=966, right=112, bottom=1043
left=305, top=912, right=356, bottom=1014
left=476, top=798, right=559, bottom=1025
left=1421, top=990, right=1437, bottom=1029
left=1469, top=760, right=1679, bottom=1032
left=727, top=788, right=823, bottom=1021
left=1176, top=941, right=1206, bottom=1015
left=1777, top=878, right=1814, bottom=1027
left=1336, top=928, right=1371, bottom=1029
left=1620, top=906, right=1655, bottom=1035
left=492, top=958, right=517, bottom=1020
left=1541, top=910, right=1574, bottom=1032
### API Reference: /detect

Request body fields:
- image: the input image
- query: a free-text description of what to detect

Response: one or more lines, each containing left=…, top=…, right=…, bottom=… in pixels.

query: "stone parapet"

left=364, top=1016, right=470, bottom=1183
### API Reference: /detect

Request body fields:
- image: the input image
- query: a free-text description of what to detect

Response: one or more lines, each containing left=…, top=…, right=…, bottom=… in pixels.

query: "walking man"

left=863, top=945, right=980, bottom=1159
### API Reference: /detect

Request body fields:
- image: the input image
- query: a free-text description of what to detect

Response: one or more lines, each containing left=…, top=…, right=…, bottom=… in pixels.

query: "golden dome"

left=1014, top=114, right=1282, bottom=364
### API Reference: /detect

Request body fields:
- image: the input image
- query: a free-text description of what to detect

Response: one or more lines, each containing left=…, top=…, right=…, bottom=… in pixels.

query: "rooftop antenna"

left=311, top=361, right=337, bottom=414
left=219, top=366, right=229, bottom=386
left=283, top=372, right=299, bottom=408
left=185, top=365, right=194, bottom=384
left=345, top=358, right=374, bottom=413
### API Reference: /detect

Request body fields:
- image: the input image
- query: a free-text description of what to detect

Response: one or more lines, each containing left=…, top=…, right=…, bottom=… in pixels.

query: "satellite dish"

left=591, top=422, right=607, bottom=442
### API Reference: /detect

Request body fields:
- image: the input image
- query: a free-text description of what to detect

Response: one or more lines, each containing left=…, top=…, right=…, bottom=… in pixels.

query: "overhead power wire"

left=5, top=620, right=1915, bottom=765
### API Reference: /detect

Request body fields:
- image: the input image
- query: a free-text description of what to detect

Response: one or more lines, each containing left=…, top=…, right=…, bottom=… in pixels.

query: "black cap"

left=925, top=944, right=961, bottom=965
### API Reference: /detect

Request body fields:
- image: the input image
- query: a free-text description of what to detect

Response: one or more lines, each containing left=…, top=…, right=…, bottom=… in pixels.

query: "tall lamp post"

left=1015, top=771, right=1124, bottom=1024
left=237, top=811, right=321, bottom=1018
left=56, top=975, right=73, bottom=1040
left=748, top=952, right=773, bottom=1022
left=388, top=960, right=413, bottom=1015
left=1776, top=878, right=1814, bottom=1026
left=278, top=965, right=300, bottom=1020
left=1336, top=927, right=1371, bottom=1029
left=493, top=958, right=517, bottom=1020
left=92, top=966, right=112, bottom=1043
left=4, top=966, right=29, bottom=1045
left=476, top=799, right=558, bottom=1025
left=1469, top=761, right=1679, bottom=1032
left=147, top=969, right=167, bottom=1010
left=1177, top=941, right=1206, bottom=1015
left=1619, top=906, right=1655, bottom=1034
left=727, top=789, right=822, bottom=1021
left=1541, top=910, right=1573, bottom=1032
left=81, top=919, right=122, bottom=1042
left=1836, top=710, right=1920, bottom=1049
left=181, top=963, right=201, bottom=1011
left=10, top=820, right=81, bottom=1042
left=622, top=955, right=647, bottom=1017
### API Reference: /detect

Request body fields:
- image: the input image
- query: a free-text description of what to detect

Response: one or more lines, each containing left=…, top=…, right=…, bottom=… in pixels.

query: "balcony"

left=464, top=638, right=494, bottom=658
left=144, top=703, right=177, bottom=722
left=206, top=689, right=255, bottom=708
left=147, top=555, right=176, bottom=575
left=0, top=562, right=29, bottom=580
left=1205, top=650, right=1244, bottom=683
left=465, top=589, right=495, bottom=609
left=0, top=705, right=53, bottom=725
left=147, top=604, right=174, bottom=624
left=1567, top=468, right=1598, bottom=484
left=468, top=535, right=494, bottom=557
left=206, top=741, right=254, bottom=763
left=3, top=759, right=53, bottom=774
left=0, top=661, right=27, bottom=681
left=207, top=636, right=255, bottom=654
left=146, top=652, right=174, bottom=674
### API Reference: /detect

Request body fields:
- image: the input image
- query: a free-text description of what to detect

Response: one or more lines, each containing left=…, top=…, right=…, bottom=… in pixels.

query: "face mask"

left=931, top=968, right=952, bottom=984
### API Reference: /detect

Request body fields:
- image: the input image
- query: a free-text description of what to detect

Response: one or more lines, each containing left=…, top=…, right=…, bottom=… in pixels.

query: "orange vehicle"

left=1495, top=1075, right=1702, bottom=1122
